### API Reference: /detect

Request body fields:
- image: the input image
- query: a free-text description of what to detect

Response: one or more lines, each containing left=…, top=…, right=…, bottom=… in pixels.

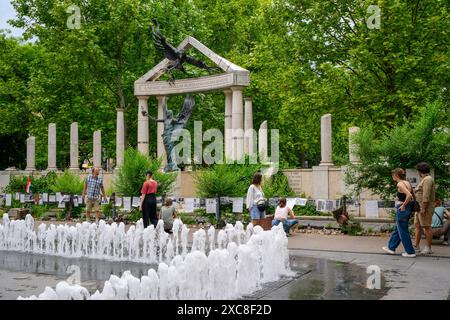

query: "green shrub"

left=67, top=204, right=82, bottom=219
left=194, top=159, right=263, bottom=198
left=262, top=171, right=296, bottom=198
left=32, top=205, right=49, bottom=219
left=293, top=203, right=321, bottom=216
left=114, top=148, right=177, bottom=197
left=50, top=170, right=84, bottom=194
left=101, top=203, right=113, bottom=218
left=177, top=212, right=196, bottom=225
left=4, top=172, right=57, bottom=194
left=340, top=218, right=364, bottom=235
left=125, top=208, right=142, bottom=222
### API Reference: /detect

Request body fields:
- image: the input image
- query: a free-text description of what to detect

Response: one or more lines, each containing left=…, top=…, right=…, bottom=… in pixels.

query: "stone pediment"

left=134, top=36, right=250, bottom=96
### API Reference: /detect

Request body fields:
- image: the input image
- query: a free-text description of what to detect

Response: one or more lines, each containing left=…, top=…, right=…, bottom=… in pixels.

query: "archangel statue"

left=157, top=95, right=195, bottom=172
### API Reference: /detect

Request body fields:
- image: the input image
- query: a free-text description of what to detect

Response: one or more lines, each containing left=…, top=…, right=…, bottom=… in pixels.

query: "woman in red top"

left=139, top=170, right=158, bottom=228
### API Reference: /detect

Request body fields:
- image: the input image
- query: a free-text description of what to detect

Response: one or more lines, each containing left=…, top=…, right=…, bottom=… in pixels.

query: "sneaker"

left=442, top=241, right=448, bottom=246
left=421, top=246, right=434, bottom=255
left=382, top=246, right=395, bottom=255
left=401, top=252, right=416, bottom=258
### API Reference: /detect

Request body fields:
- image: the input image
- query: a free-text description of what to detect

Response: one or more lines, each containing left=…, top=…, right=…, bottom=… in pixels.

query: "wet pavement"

left=245, top=256, right=388, bottom=300
left=290, top=249, right=450, bottom=300
left=0, top=251, right=154, bottom=299
left=0, top=250, right=389, bottom=300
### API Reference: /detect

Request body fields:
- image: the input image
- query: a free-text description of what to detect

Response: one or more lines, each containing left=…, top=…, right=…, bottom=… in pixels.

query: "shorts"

left=414, top=207, right=434, bottom=227
left=250, top=205, right=265, bottom=220
left=86, top=198, right=100, bottom=212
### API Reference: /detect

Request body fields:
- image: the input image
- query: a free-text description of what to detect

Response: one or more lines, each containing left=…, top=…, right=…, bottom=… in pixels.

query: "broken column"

left=320, top=113, right=333, bottom=166
left=258, top=120, right=268, bottom=161
left=116, top=108, right=125, bottom=168
left=93, top=130, right=101, bottom=168
left=69, top=122, right=79, bottom=170
left=25, top=136, right=36, bottom=171
left=244, top=98, right=255, bottom=156
left=47, top=123, right=57, bottom=171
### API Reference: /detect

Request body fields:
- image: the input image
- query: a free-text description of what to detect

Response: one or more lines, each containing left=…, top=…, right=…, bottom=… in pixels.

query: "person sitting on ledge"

left=160, top=197, right=177, bottom=234
left=432, top=198, right=450, bottom=245
left=272, top=197, right=298, bottom=236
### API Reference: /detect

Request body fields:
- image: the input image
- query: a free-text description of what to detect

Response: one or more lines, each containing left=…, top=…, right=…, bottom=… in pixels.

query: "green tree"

left=0, top=33, right=41, bottom=169
left=345, top=101, right=450, bottom=199
left=8, top=0, right=210, bottom=168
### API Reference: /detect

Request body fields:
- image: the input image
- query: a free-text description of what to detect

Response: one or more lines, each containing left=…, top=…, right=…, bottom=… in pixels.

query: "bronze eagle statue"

left=151, top=19, right=220, bottom=85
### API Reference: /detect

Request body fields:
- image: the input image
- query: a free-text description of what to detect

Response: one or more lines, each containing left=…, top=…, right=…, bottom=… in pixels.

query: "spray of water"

left=1, top=214, right=293, bottom=300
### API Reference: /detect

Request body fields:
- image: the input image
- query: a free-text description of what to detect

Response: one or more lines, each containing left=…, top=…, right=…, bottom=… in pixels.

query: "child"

left=272, top=197, right=298, bottom=236
left=159, top=197, right=177, bottom=233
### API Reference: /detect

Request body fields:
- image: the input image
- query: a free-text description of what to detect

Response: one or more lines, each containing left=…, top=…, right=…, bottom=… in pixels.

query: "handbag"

left=256, top=198, right=268, bottom=212
left=407, top=181, right=421, bottom=212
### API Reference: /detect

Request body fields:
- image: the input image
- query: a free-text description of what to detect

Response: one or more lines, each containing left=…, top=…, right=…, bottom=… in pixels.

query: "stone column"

left=320, top=114, right=333, bottom=166
left=93, top=130, right=101, bottom=168
left=244, top=98, right=254, bottom=156
left=47, top=123, right=57, bottom=170
left=69, top=122, right=79, bottom=170
left=137, top=96, right=149, bottom=155
left=25, top=136, right=36, bottom=171
left=156, top=96, right=166, bottom=166
left=348, top=126, right=360, bottom=164
left=258, top=120, right=268, bottom=161
left=116, top=108, right=125, bottom=168
left=231, top=86, right=244, bottom=161
left=224, top=90, right=232, bottom=161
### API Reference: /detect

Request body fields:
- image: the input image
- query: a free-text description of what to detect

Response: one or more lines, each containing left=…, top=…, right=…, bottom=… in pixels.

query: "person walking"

left=272, top=197, right=298, bottom=236
left=246, top=172, right=266, bottom=227
left=382, top=168, right=416, bottom=257
left=81, top=167, right=106, bottom=224
left=413, top=162, right=436, bottom=255
left=139, top=170, right=158, bottom=228
left=431, top=198, right=450, bottom=245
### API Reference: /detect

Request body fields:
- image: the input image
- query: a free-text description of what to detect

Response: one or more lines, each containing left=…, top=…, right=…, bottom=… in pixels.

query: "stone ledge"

left=294, top=215, right=394, bottom=223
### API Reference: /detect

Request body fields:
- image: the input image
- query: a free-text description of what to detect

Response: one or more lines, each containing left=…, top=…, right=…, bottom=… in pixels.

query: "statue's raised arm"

left=175, top=95, right=195, bottom=125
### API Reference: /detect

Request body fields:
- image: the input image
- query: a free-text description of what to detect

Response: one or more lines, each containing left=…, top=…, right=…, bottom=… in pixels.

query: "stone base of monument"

left=168, top=169, right=182, bottom=197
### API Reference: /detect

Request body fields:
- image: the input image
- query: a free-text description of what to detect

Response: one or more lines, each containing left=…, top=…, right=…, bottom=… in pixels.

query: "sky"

left=0, top=0, right=25, bottom=37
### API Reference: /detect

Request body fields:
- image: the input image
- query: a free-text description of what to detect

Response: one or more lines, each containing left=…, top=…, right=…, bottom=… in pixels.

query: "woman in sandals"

left=382, top=168, right=416, bottom=257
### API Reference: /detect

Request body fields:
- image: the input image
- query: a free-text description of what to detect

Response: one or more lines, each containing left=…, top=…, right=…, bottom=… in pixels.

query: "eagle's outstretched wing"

left=184, top=55, right=210, bottom=70
left=185, top=55, right=221, bottom=72
left=176, top=95, right=195, bottom=124
left=152, top=19, right=180, bottom=61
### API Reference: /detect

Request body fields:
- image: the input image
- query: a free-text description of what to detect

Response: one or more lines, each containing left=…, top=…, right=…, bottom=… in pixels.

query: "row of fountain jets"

left=0, top=214, right=293, bottom=300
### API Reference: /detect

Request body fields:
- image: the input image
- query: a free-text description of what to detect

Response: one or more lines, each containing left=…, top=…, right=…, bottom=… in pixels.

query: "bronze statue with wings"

left=152, top=95, right=195, bottom=172
left=152, top=19, right=220, bottom=85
